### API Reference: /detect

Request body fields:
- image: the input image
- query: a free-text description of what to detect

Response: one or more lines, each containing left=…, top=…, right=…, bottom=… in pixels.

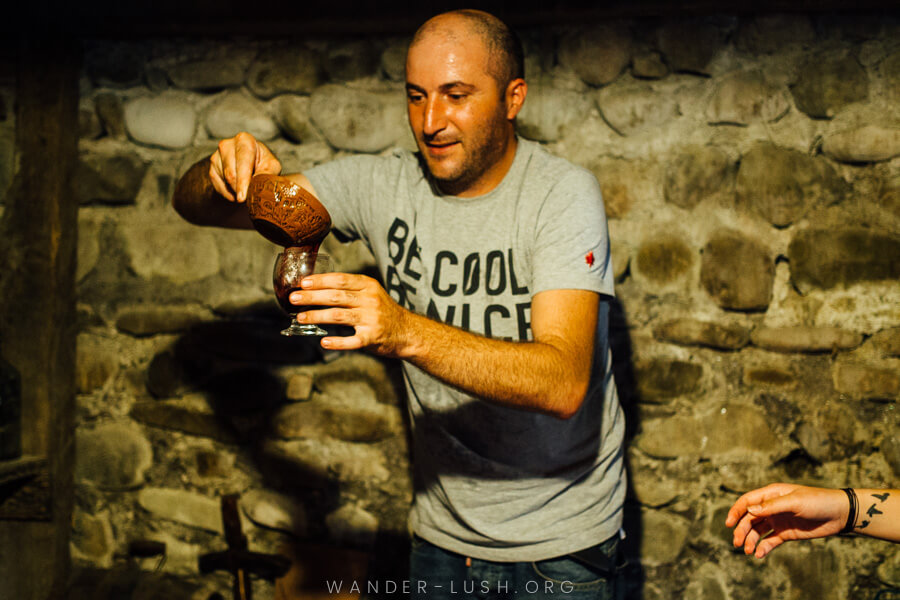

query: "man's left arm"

left=292, top=277, right=598, bottom=420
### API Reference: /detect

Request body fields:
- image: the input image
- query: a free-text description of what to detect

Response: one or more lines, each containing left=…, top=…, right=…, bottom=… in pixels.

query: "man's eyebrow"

left=439, top=82, right=476, bottom=93
left=405, top=82, right=477, bottom=94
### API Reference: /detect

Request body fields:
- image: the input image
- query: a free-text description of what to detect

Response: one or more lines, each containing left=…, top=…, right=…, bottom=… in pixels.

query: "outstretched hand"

left=725, top=483, right=848, bottom=558
left=209, top=132, right=282, bottom=203
left=290, top=272, right=414, bottom=357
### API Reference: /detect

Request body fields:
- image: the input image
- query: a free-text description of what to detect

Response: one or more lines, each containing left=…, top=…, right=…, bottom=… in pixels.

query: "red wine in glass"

left=273, top=247, right=333, bottom=336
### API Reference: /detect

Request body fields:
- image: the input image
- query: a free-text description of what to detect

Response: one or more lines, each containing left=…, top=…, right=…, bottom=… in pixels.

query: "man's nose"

left=422, top=98, right=447, bottom=135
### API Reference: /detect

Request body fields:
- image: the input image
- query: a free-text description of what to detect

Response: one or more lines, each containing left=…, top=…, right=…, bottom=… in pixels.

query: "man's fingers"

left=208, top=158, right=236, bottom=201
left=233, top=133, right=259, bottom=203
left=300, top=273, right=371, bottom=291
left=754, top=534, right=785, bottom=558
left=320, top=334, right=364, bottom=351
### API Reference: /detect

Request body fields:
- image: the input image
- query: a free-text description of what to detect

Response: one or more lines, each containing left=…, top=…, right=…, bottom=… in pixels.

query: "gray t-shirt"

left=305, top=138, right=626, bottom=561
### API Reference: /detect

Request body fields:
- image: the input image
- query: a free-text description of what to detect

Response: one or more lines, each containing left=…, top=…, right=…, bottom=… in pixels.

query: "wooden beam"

left=0, top=33, right=80, bottom=600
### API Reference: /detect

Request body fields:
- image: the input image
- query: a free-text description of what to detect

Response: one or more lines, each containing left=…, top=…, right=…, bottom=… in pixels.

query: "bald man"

left=173, top=10, right=626, bottom=599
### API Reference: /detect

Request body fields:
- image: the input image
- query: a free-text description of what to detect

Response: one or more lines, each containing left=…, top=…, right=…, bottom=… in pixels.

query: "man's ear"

left=505, top=78, right=527, bottom=120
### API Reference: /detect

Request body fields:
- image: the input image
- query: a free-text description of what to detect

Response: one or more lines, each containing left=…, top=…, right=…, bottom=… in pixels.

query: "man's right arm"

left=171, top=132, right=284, bottom=229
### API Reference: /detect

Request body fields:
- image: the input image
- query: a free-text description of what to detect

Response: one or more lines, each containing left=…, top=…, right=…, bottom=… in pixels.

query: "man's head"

left=410, top=9, right=524, bottom=93
left=405, top=10, right=527, bottom=197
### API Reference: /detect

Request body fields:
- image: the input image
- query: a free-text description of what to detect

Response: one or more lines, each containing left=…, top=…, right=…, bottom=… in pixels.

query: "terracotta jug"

left=246, top=174, right=332, bottom=248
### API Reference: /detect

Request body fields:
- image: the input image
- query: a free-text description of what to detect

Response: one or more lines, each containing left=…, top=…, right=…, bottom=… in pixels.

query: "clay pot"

left=246, top=174, right=332, bottom=248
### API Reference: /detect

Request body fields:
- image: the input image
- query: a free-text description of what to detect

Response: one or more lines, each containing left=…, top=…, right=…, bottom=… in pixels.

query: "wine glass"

left=273, top=248, right=333, bottom=336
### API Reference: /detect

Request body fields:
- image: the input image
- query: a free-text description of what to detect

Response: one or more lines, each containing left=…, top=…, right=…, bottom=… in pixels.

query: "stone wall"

left=3, top=10, right=899, bottom=600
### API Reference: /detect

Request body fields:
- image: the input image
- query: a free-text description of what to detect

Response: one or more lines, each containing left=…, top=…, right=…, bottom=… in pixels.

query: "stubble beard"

left=422, top=109, right=510, bottom=197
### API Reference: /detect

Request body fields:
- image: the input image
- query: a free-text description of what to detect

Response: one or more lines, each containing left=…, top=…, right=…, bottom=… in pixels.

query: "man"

left=173, top=9, right=626, bottom=599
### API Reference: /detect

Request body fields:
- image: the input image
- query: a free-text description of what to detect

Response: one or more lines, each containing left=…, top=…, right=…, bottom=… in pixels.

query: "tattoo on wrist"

left=857, top=492, right=889, bottom=530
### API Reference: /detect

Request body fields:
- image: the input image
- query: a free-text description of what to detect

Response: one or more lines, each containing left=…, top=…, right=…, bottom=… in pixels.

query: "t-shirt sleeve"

left=303, top=154, right=391, bottom=246
left=530, top=167, right=615, bottom=298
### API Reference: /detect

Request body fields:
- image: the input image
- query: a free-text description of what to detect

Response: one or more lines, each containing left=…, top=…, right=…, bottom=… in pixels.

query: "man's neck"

left=450, top=134, right=519, bottom=198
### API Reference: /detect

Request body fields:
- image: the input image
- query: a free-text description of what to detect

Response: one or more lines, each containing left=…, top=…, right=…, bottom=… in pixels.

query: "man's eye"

left=408, top=94, right=425, bottom=103
left=449, top=94, right=467, bottom=101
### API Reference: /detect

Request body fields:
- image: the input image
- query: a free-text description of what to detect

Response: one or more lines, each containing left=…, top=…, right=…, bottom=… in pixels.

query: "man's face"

left=405, top=30, right=514, bottom=197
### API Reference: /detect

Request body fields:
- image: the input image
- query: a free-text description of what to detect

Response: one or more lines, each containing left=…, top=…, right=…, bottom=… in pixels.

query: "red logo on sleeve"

left=585, top=251, right=595, bottom=267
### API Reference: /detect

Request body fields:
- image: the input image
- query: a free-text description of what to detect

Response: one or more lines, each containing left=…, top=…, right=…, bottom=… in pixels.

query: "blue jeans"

left=409, top=534, right=624, bottom=600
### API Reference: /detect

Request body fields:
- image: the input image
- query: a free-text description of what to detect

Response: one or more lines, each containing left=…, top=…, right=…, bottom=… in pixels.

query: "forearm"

left=398, top=310, right=589, bottom=419
left=850, top=489, right=900, bottom=542
left=172, top=159, right=252, bottom=229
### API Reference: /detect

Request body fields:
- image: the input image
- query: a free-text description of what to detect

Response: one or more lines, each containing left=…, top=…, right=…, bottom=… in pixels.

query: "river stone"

left=75, top=145, right=147, bottom=205
left=205, top=91, right=279, bottom=141
left=878, top=549, right=900, bottom=587
left=794, top=406, right=857, bottom=463
left=285, top=373, right=314, bottom=401
left=821, top=124, right=900, bottom=163
left=72, top=510, right=115, bottom=567
left=124, top=94, right=197, bottom=149
left=75, top=422, right=153, bottom=490
left=637, top=509, right=690, bottom=566
left=138, top=487, right=241, bottom=534
left=684, top=564, right=729, bottom=600
left=663, top=145, right=733, bottom=209
left=381, top=38, right=409, bottom=81
left=273, top=95, right=321, bottom=144
left=75, top=333, right=118, bottom=393
left=166, top=52, right=252, bottom=91
left=325, top=504, right=379, bottom=548
left=743, top=366, right=797, bottom=388
left=119, top=212, right=220, bottom=284
left=145, top=350, right=185, bottom=399
left=833, top=362, right=900, bottom=400
left=870, top=327, right=900, bottom=357
left=657, top=19, right=723, bottom=75
left=735, top=142, right=847, bottom=227
left=636, top=404, right=779, bottom=458
left=634, top=234, right=694, bottom=285
left=735, top=15, right=816, bottom=55
left=273, top=396, right=400, bottom=442
left=94, top=93, right=126, bottom=138
left=310, top=84, right=405, bottom=153
left=776, top=545, right=846, bottom=600
left=246, top=46, right=322, bottom=98
left=558, top=24, right=633, bottom=86
left=631, top=471, right=680, bottom=507
left=263, top=438, right=390, bottom=486
left=597, top=81, right=679, bottom=136
left=631, top=51, right=668, bottom=79
left=324, top=40, right=380, bottom=81
left=751, top=326, right=863, bottom=353
left=701, top=231, right=773, bottom=311
left=634, top=358, right=703, bottom=402
left=195, top=449, right=234, bottom=478
left=653, top=319, right=750, bottom=350
left=79, top=103, right=102, bottom=139
left=241, top=488, right=307, bottom=535
left=788, top=228, right=900, bottom=292
left=706, top=70, right=790, bottom=125
left=77, top=215, right=101, bottom=282
left=884, top=49, right=900, bottom=101
left=115, top=304, right=213, bottom=337
left=131, top=396, right=238, bottom=444
left=791, top=54, right=868, bottom=119
left=518, top=84, right=594, bottom=142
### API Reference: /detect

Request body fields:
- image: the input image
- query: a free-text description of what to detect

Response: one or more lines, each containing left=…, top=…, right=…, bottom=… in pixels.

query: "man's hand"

left=290, top=273, right=413, bottom=357
left=725, top=483, right=848, bottom=558
left=209, top=132, right=282, bottom=203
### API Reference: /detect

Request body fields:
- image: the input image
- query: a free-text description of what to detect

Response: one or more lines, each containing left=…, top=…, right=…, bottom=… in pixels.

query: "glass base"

left=281, top=318, right=328, bottom=337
